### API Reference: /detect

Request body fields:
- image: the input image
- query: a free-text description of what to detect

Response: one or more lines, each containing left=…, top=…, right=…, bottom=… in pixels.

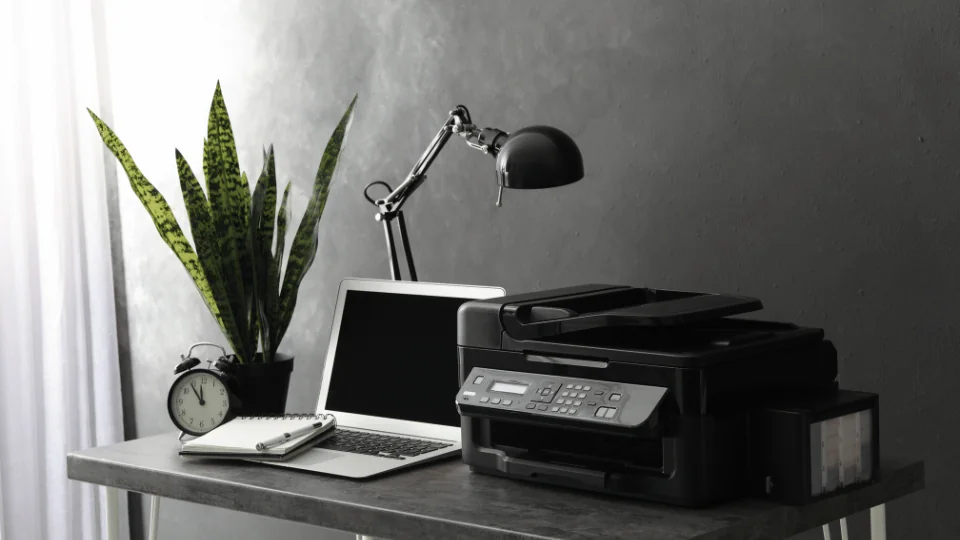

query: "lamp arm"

left=377, top=105, right=509, bottom=216
left=370, top=104, right=510, bottom=281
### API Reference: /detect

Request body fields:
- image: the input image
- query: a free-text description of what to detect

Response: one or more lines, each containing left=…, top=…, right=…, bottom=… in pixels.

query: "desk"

left=67, top=433, right=923, bottom=540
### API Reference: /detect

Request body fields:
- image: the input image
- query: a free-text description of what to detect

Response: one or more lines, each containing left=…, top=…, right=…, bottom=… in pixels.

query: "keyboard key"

left=574, top=385, right=583, bottom=390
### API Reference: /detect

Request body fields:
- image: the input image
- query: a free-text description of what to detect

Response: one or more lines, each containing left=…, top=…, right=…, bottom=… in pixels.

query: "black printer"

left=455, top=285, right=879, bottom=506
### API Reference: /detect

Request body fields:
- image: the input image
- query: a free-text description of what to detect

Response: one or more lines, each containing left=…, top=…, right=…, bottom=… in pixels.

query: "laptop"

left=268, top=278, right=504, bottom=478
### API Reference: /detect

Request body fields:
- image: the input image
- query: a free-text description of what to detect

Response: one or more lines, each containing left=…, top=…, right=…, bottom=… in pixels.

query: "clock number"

left=212, top=380, right=217, bottom=388
left=180, top=409, right=186, bottom=416
left=222, top=400, right=227, bottom=406
left=220, top=388, right=225, bottom=395
left=201, top=377, right=207, bottom=385
left=211, top=417, right=215, bottom=425
left=189, top=418, right=194, bottom=425
left=177, top=398, right=183, bottom=405
left=218, top=411, right=223, bottom=417
left=183, top=388, right=189, bottom=395
left=199, top=421, right=204, bottom=428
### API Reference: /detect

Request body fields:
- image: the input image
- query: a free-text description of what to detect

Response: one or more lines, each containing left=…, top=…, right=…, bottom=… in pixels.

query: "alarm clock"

left=168, top=342, right=242, bottom=438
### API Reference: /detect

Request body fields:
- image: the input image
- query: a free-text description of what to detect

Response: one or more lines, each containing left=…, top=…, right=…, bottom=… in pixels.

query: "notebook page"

left=182, top=414, right=332, bottom=455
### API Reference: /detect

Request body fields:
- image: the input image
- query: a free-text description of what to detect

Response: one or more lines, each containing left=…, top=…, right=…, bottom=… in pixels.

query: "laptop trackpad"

left=289, top=449, right=350, bottom=467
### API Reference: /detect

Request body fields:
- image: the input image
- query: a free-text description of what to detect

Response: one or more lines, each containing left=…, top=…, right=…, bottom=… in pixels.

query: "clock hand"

left=200, top=384, right=204, bottom=405
left=190, top=382, right=203, bottom=405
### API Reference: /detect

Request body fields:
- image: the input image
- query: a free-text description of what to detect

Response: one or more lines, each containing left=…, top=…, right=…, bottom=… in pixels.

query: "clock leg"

left=148, top=495, right=161, bottom=540
left=105, top=487, right=118, bottom=540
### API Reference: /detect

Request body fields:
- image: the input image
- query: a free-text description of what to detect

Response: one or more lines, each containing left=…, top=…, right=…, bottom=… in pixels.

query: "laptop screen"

left=324, top=290, right=472, bottom=428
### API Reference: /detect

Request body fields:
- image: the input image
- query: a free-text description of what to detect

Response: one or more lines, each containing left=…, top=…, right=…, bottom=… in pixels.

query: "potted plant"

left=89, top=83, right=356, bottom=415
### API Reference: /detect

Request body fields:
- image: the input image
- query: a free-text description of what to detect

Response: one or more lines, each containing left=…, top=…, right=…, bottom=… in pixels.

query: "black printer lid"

left=457, top=284, right=829, bottom=371
left=499, top=284, right=763, bottom=341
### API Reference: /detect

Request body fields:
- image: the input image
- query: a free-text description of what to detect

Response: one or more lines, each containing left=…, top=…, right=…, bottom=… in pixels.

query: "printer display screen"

left=490, top=382, right=528, bottom=395
left=324, top=290, right=472, bottom=427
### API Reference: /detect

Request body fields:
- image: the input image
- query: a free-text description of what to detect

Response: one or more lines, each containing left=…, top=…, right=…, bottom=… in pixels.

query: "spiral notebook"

left=180, top=414, right=337, bottom=461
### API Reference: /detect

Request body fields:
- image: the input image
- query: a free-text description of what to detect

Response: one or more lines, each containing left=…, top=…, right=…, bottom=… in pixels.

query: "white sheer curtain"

left=0, top=0, right=124, bottom=538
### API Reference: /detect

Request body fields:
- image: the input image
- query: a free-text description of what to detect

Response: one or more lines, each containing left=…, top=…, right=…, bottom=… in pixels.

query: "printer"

left=455, top=285, right=879, bottom=506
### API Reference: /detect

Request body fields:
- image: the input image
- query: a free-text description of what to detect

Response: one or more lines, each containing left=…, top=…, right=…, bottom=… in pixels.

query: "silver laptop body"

left=268, top=278, right=504, bottom=478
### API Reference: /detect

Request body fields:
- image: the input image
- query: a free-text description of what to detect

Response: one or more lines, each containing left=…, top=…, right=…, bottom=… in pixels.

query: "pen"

left=255, top=420, right=327, bottom=451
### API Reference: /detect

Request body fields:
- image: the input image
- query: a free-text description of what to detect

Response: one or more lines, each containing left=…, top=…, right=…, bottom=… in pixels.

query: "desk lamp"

left=364, top=105, right=584, bottom=280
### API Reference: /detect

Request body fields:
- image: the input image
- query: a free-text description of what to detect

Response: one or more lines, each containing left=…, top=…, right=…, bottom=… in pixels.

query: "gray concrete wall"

left=100, top=0, right=960, bottom=538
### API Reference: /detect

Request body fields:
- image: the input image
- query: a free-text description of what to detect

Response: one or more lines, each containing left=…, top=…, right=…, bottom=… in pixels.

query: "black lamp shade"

left=495, top=126, right=584, bottom=189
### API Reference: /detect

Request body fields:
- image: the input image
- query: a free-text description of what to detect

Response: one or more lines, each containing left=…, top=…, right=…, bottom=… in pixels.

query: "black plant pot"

left=230, top=353, right=294, bottom=416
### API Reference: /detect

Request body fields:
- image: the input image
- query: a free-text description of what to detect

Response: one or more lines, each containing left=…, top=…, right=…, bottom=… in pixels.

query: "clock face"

left=168, top=370, right=231, bottom=435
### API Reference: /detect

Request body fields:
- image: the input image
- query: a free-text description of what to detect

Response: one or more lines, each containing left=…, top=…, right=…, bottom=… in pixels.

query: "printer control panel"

left=456, top=367, right=667, bottom=429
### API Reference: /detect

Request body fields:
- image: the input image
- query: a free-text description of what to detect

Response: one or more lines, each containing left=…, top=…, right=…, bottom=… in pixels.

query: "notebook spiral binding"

left=237, top=413, right=333, bottom=421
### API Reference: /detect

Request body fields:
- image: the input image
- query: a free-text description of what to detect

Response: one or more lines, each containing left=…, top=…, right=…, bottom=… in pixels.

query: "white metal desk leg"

left=822, top=523, right=832, bottom=540
left=148, top=495, right=161, bottom=540
left=840, top=517, right=849, bottom=540
left=870, top=504, right=887, bottom=540
left=105, top=487, right=119, bottom=540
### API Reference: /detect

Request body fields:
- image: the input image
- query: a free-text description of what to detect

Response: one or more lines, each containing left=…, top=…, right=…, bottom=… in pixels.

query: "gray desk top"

left=68, top=433, right=923, bottom=540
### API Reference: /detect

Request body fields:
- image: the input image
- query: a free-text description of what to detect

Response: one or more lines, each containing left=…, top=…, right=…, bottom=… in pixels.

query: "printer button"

left=537, top=405, right=548, bottom=411
left=491, top=398, right=501, bottom=404
left=526, top=403, right=536, bottom=409
left=604, top=408, right=617, bottom=419
left=583, top=386, right=591, bottom=391
left=550, top=406, right=559, bottom=412
left=574, top=385, right=583, bottom=390
left=595, top=390, right=604, bottom=396
left=560, top=407, right=568, bottom=413
left=503, top=400, right=512, bottom=406
left=541, top=389, right=551, bottom=396
left=578, top=393, right=587, bottom=399
left=574, top=400, right=582, bottom=406
left=569, top=408, right=577, bottom=414
left=480, top=397, right=489, bottom=403
left=565, top=384, right=573, bottom=389
left=610, top=393, right=622, bottom=402
left=595, top=408, right=607, bottom=417
left=473, top=376, right=485, bottom=385
left=588, top=401, right=597, bottom=406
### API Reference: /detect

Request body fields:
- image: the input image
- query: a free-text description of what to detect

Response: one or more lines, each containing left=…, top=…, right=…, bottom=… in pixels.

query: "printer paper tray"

left=477, top=446, right=609, bottom=489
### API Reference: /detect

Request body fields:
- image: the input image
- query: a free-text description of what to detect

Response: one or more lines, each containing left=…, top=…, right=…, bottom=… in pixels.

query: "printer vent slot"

left=488, top=420, right=663, bottom=473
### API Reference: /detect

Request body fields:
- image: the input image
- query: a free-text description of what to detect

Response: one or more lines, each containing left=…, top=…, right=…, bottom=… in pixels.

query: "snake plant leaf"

left=261, top=148, right=281, bottom=361
left=175, top=150, right=246, bottom=361
left=275, top=182, right=292, bottom=281
left=203, top=142, right=247, bottom=344
left=204, top=83, right=252, bottom=342
left=261, top=148, right=277, bottom=250
left=249, top=150, right=280, bottom=362
left=277, top=95, right=357, bottom=343
left=87, top=109, right=223, bottom=329
left=249, top=175, right=271, bottom=362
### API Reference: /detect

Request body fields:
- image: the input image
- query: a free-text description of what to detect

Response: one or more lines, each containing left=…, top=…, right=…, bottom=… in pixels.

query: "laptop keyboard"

left=316, top=429, right=453, bottom=460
